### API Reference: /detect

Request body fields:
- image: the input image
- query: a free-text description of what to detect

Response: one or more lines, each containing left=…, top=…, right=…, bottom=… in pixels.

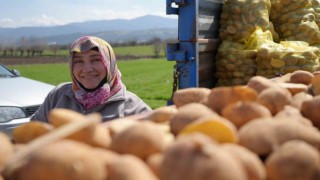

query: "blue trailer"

left=166, top=0, right=224, bottom=91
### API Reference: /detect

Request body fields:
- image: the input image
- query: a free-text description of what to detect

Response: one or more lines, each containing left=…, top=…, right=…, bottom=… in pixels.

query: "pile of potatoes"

left=2, top=70, right=320, bottom=179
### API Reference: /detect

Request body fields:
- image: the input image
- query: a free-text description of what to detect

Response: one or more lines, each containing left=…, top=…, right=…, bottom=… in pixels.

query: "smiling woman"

left=30, top=36, right=152, bottom=123
left=72, top=50, right=107, bottom=90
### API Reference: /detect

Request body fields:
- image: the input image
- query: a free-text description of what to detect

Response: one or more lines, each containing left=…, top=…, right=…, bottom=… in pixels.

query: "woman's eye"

left=73, top=59, right=83, bottom=64
left=92, top=58, right=101, bottom=62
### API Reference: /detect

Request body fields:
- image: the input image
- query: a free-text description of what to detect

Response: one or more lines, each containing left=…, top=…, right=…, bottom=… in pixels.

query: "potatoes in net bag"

left=215, top=40, right=257, bottom=86
left=270, top=0, right=320, bottom=45
left=312, top=0, right=320, bottom=27
left=256, top=41, right=320, bottom=78
left=219, top=0, right=272, bottom=43
left=245, top=26, right=274, bottom=50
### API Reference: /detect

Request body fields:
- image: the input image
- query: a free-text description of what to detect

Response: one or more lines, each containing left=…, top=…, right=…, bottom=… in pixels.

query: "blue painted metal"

left=167, top=42, right=198, bottom=88
left=166, top=0, right=224, bottom=106
left=166, top=0, right=198, bottom=90
left=178, top=0, right=197, bottom=41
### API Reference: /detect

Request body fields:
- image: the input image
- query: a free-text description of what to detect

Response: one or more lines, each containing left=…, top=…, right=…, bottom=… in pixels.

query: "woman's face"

left=72, top=50, right=107, bottom=89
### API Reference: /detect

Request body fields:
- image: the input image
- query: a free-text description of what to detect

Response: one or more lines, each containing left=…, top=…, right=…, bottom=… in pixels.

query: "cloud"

left=24, top=14, right=65, bottom=27
left=0, top=14, right=66, bottom=28
left=0, top=18, right=16, bottom=28
left=83, top=9, right=148, bottom=21
left=0, top=1, right=169, bottom=28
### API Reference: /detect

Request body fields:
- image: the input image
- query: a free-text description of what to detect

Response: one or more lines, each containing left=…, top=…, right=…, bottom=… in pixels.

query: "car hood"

left=0, top=77, right=55, bottom=107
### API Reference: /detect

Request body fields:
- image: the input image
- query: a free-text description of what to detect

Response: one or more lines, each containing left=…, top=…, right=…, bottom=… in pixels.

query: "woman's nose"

left=82, top=61, right=94, bottom=72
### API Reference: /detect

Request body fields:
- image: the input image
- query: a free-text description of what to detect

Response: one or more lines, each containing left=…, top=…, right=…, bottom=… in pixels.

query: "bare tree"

left=149, top=37, right=162, bottom=58
left=48, top=42, right=60, bottom=56
left=0, top=41, right=15, bottom=56
left=29, top=37, right=47, bottom=56
left=8, top=47, right=15, bottom=56
left=127, top=39, right=138, bottom=46
left=0, top=44, right=3, bottom=56
left=16, top=37, right=29, bottom=56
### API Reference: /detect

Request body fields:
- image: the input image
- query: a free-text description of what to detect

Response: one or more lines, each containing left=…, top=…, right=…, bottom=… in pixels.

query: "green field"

left=40, top=45, right=165, bottom=57
left=114, top=45, right=165, bottom=56
left=8, top=58, right=175, bottom=109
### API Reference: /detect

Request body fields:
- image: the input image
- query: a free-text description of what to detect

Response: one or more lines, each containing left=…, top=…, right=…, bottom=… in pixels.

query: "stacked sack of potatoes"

left=312, top=0, right=320, bottom=28
left=216, top=0, right=320, bottom=86
left=2, top=70, right=320, bottom=180
left=219, top=0, right=275, bottom=42
left=216, top=0, right=277, bottom=86
left=215, top=40, right=257, bottom=86
left=257, top=41, right=320, bottom=78
left=270, top=0, right=320, bottom=46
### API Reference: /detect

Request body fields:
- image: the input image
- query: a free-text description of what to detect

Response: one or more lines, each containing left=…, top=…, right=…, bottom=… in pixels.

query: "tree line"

left=0, top=37, right=174, bottom=58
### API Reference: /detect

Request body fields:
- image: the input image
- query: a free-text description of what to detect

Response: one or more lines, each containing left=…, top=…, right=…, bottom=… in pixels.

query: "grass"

left=9, top=63, right=71, bottom=85
left=35, top=45, right=165, bottom=57
left=114, top=45, right=165, bottom=57
left=8, top=58, right=175, bottom=109
left=42, top=49, right=69, bottom=56
left=118, top=59, right=174, bottom=108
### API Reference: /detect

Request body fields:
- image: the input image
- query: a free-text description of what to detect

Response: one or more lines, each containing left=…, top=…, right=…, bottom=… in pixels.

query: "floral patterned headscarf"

left=69, top=36, right=122, bottom=110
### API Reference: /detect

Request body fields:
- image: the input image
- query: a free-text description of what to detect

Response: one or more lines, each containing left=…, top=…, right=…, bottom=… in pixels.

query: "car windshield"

left=0, top=64, right=17, bottom=78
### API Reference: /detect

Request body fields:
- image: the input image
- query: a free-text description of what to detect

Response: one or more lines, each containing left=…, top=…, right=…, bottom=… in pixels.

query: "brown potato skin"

left=312, top=75, right=320, bottom=96
left=278, top=82, right=308, bottom=96
left=0, top=132, right=14, bottom=170
left=145, top=106, right=178, bottom=123
left=221, top=101, right=272, bottom=128
left=160, top=134, right=247, bottom=180
left=265, top=140, right=320, bottom=180
left=12, top=121, right=53, bottom=144
left=16, top=140, right=107, bottom=180
left=88, top=125, right=112, bottom=148
left=207, top=86, right=258, bottom=114
left=170, top=103, right=216, bottom=135
left=48, top=108, right=87, bottom=126
left=290, top=70, right=314, bottom=85
left=301, top=96, right=320, bottom=129
left=239, top=119, right=320, bottom=156
left=48, top=109, right=95, bottom=141
left=275, top=105, right=313, bottom=127
left=247, top=76, right=279, bottom=93
left=107, top=155, right=158, bottom=180
left=173, top=87, right=211, bottom=108
left=222, top=144, right=266, bottom=180
left=49, top=109, right=111, bottom=148
left=111, top=121, right=168, bottom=160
left=146, top=153, right=164, bottom=178
left=290, top=92, right=313, bottom=110
left=257, top=87, right=292, bottom=115
left=106, top=119, right=138, bottom=138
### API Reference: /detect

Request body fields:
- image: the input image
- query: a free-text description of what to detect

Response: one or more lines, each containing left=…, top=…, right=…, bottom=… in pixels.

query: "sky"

left=0, top=0, right=172, bottom=28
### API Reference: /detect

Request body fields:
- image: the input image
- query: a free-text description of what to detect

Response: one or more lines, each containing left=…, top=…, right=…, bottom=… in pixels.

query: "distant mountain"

left=44, top=28, right=177, bottom=45
left=0, top=15, right=178, bottom=45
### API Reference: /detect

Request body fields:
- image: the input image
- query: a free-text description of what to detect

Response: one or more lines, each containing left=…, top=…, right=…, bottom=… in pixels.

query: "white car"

left=0, top=64, right=55, bottom=136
